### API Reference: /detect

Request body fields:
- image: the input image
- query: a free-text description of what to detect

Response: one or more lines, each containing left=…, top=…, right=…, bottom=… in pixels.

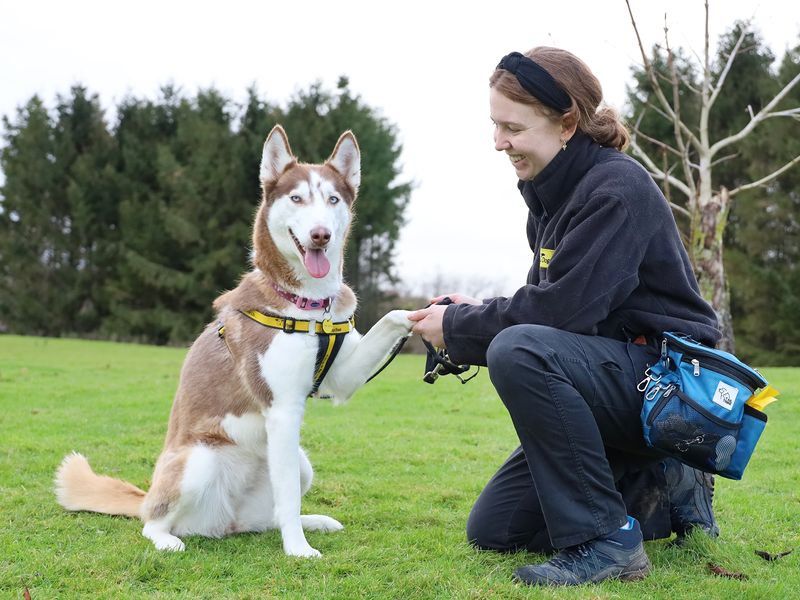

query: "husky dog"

left=55, top=126, right=413, bottom=557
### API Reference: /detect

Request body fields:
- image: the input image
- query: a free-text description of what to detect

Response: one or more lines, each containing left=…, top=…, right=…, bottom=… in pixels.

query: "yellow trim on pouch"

left=745, top=385, right=779, bottom=412
left=539, top=248, right=554, bottom=269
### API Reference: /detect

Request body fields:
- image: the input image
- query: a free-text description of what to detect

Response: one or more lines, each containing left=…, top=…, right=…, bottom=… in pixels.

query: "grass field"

left=1, top=334, right=798, bottom=599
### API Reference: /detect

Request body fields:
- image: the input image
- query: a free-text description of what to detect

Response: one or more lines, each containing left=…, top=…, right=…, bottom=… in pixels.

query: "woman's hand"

left=408, top=304, right=448, bottom=348
left=409, top=292, right=482, bottom=347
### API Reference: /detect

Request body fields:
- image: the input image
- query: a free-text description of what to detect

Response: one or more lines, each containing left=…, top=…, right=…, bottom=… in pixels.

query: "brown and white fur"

left=54, top=125, right=413, bottom=557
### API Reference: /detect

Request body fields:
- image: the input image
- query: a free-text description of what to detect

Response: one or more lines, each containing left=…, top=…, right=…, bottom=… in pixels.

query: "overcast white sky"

left=1, top=1, right=798, bottom=297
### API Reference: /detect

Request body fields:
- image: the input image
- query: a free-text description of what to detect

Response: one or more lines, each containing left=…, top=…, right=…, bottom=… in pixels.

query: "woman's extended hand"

left=408, top=304, right=448, bottom=348
left=408, top=293, right=482, bottom=347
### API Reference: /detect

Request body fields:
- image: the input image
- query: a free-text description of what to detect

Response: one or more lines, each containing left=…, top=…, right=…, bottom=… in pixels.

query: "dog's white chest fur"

left=259, top=331, right=319, bottom=399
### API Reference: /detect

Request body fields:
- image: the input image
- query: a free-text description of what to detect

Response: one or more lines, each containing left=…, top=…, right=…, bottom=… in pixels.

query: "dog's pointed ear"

left=260, top=125, right=295, bottom=183
left=327, top=131, right=361, bottom=192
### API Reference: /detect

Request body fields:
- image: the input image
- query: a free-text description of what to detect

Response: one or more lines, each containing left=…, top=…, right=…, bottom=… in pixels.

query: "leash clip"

left=423, top=362, right=443, bottom=384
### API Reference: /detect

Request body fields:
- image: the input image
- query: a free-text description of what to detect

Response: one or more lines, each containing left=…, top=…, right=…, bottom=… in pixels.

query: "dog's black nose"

left=310, top=227, right=331, bottom=247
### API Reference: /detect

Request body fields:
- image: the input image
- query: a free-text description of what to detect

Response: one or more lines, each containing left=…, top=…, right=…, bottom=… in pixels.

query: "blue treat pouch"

left=638, top=332, right=776, bottom=480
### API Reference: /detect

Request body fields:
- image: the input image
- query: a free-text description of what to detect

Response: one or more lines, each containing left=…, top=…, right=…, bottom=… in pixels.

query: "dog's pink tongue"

left=304, top=249, right=330, bottom=278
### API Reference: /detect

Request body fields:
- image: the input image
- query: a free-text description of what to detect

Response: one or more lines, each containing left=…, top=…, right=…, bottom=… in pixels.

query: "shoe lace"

left=547, top=543, right=599, bottom=579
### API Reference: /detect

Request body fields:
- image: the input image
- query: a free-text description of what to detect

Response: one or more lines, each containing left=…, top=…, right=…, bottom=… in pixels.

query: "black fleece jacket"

left=443, top=132, right=720, bottom=366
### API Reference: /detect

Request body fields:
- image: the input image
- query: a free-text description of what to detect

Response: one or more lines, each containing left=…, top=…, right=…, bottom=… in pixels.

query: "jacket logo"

left=539, top=248, right=554, bottom=269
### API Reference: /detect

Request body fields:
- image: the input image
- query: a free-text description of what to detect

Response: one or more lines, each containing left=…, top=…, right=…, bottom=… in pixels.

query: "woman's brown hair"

left=490, top=47, right=629, bottom=151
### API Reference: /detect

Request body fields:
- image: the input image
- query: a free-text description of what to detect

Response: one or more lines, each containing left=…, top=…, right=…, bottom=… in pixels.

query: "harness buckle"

left=282, top=317, right=296, bottom=333
left=307, top=319, right=317, bottom=336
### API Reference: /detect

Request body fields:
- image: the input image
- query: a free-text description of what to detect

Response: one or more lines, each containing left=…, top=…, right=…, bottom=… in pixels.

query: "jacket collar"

left=517, top=131, right=600, bottom=219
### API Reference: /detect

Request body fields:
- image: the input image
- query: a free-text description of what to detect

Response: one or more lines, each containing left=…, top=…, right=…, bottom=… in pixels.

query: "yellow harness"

left=217, top=309, right=355, bottom=395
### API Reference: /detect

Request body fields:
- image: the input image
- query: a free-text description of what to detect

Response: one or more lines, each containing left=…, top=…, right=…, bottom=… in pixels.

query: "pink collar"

left=273, top=284, right=332, bottom=310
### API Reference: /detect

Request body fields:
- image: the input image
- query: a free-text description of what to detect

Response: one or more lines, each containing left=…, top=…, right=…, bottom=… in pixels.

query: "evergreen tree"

left=109, top=87, right=252, bottom=343
left=0, top=96, right=61, bottom=334
left=0, top=87, right=116, bottom=336
left=107, top=88, right=184, bottom=343
left=54, top=86, right=121, bottom=334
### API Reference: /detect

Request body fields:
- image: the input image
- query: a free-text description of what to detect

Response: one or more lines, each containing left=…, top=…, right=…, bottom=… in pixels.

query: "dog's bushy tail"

left=55, top=452, right=146, bottom=519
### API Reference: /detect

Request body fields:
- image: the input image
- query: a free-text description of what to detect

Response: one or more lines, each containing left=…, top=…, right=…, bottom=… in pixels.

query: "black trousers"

left=467, top=324, right=664, bottom=551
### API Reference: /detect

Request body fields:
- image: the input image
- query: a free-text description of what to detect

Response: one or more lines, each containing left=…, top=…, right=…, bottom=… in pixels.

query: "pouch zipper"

left=679, top=354, right=760, bottom=389
left=665, top=334, right=766, bottom=389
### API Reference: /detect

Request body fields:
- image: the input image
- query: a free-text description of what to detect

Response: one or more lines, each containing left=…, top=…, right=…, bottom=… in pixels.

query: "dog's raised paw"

left=301, top=514, right=344, bottom=532
left=386, top=309, right=414, bottom=332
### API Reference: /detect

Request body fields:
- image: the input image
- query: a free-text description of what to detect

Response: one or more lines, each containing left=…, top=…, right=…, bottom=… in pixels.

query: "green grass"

left=0, top=334, right=798, bottom=599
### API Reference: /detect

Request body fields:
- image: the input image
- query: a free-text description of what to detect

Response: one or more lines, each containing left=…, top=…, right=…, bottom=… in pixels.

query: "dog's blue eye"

left=329, top=196, right=340, bottom=205
left=290, top=195, right=302, bottom=203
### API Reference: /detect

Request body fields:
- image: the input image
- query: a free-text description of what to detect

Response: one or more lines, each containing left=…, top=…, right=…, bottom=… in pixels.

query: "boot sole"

left=610, top=549, right=653, bottom=582
left=618, top=561, right=652, bottom=582
left=513, top=557, right=652, bottom=586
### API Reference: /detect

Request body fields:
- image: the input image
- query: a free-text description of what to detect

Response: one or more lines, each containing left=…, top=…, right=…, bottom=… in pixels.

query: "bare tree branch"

left=679, top=73, right=702, bottom=95
left=624, top=0, right=701, bottom=151
left=764, top=108, right=800, bottom=120
left=630, top=118, right=683, bottom=158
left=707, top=24, right=748, bottom=111
left=729, top=154, right=800, bottom=196
left=661, top=162, right=693, bottom=217
left=698, top=0, right=713, bottom=156
left=664, top=17, right=698, bottom=197
left=709, top=153, right=739, bottom=168
left=710, top=71, right=800, bottom=156
left=654, top=67, right=700, bottom=96
left=629, top=137, right=693, bottom=202
left=632, top=97, right=691, bottom=135
left=643, top=100, right=675, bottom=123
left=668, top=200, right=692, bottom=218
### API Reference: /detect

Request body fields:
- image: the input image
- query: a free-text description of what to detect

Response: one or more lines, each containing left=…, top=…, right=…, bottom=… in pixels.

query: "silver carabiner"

left=637, top=368, right=661, bottom=393
left=644, top=383, right=662, bottom=401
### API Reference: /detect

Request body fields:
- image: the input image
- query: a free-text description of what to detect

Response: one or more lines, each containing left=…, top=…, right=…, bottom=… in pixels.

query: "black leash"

left=365, top=334, right=410, bottom=384
left=365, top=297, right=479, bottom=385
left=421, top=337, right=479, bottom=384
left=421, top=298, right=480, bottom=385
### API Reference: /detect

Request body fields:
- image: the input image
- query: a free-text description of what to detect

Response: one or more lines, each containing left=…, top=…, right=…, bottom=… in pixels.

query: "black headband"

left=496, top=52, right=572, bottom=113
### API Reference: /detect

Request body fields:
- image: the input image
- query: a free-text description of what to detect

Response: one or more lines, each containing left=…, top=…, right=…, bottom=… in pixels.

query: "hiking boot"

left=662, top=458, right=719, bottom=543
left=512, top=517, right=651, bottom=586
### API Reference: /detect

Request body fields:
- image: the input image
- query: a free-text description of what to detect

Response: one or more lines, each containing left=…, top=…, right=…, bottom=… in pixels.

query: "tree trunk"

left=690, top=186, right=734, bottom=351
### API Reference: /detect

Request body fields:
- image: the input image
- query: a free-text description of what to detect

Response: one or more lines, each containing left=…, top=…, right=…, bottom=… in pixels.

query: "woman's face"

left=490, top=87, right=564, bottom=181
